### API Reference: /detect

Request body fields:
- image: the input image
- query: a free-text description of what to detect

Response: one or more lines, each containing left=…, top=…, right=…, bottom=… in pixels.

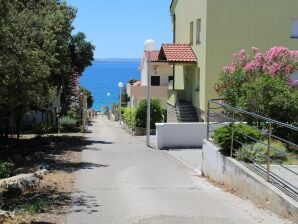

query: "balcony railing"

left=207, top=99, right=298, bottom=201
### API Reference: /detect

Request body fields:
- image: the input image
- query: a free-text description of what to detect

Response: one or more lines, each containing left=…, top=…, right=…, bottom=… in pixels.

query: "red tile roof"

left=132, top=80, right=142, bottom=86
left=157, top=44, right=197, bottom=63
left=144, top=50, right=160, bottom=62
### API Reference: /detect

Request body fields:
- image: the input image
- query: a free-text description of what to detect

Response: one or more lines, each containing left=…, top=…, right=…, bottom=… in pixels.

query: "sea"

left=79, top=59, right=141, bottom=111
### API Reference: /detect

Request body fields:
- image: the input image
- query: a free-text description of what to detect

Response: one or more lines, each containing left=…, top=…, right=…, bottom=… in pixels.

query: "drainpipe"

left=171, top=13, right=176, bottom=90
left=171, top=13, right=176, bottom=43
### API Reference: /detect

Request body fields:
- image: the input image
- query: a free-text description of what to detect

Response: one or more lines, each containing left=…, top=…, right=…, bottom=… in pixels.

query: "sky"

left=67, top=0, right=173, bottom=59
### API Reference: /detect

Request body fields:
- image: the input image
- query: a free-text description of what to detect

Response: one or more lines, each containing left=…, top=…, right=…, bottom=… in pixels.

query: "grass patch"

left=18, top=197, right=52, bottom=214
left=1, top=195, right=53, bottom=215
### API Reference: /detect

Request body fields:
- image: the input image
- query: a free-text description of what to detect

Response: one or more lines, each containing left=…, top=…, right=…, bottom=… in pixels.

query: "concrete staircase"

left=177, top=101, right=198, bottom=122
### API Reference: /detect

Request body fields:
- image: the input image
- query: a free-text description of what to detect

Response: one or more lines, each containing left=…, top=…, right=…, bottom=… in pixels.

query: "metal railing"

left=207, top=99, right=298, bottom=201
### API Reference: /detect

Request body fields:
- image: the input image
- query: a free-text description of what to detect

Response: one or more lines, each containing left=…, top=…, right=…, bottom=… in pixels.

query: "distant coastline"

left=80, top=60, right=140, bottom=110
left=95, top=58, right=141, bottom=63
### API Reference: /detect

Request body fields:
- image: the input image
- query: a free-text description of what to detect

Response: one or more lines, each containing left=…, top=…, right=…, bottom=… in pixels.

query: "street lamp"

left=118, top=82, right=123, bottom=124
left=107, top=92, right=111, bottom=117
left=144, top=39, right=156, bottom=147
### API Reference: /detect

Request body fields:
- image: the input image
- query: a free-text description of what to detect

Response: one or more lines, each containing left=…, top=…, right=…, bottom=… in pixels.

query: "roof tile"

left=158, top=44, right=197, bottom=63
left=144, top=50, right=160, bottom=62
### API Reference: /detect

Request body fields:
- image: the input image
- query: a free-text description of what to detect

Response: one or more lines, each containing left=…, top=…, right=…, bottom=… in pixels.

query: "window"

left=190, top=21, right=194, bottom=44
left=196, top=18, right=202, bottom=44
left=151, top=76, right=160, bottom=86
left=291, top=19, right=298, bottom=38
left=195, top=68, right=200, bottom=91
left=168, top=76, right=173, bottom=82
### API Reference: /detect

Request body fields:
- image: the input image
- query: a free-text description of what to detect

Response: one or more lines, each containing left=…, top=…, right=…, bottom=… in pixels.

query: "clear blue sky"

left=67, top=0, right=173, bottom=59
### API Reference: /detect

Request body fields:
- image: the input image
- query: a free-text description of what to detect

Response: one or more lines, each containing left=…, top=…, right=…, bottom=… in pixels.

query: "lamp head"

left=144, top=39, right=156, bottom=52
left=118, top=82, right=123, bottom=88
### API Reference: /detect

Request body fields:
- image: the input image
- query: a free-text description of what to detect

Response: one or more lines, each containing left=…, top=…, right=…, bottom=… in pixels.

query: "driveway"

left=67, top=117, right=292, bottom=224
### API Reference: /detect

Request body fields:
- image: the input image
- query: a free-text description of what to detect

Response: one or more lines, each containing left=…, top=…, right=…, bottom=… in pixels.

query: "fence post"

left=267, top=122, right=272, bottom=182
left=207, top=100, right=210, bottom=139
left=230, top=110, right=235, bottom=157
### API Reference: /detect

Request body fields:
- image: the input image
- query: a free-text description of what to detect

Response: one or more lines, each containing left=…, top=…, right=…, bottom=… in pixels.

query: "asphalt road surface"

left=67, top=117, right=292, bottom=224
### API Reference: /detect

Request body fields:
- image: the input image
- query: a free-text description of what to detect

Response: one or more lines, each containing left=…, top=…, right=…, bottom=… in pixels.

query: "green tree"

left=80, top=87, right=94, bottom=109
left=69, top=32, right=95, bottom=75
left=0, top=0, right=77, bottom=138
left=135, top=99, right=163, bottom=129
left=60, top=32, right=95, bottom=115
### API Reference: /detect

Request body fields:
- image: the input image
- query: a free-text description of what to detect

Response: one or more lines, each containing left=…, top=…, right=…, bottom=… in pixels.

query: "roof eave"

left=170, top=0, right=178, bottom=14
left=152, top=60, right=197, bottom=64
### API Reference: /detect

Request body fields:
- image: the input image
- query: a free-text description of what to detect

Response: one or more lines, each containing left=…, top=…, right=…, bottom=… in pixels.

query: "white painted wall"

left=140, top=54, right=173, bottom=87
left=156, top=122, right=207, bottom=149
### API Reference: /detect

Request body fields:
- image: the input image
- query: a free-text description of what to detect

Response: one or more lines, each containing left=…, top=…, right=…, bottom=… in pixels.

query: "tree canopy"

left=0, top=0, right=95, bottom=138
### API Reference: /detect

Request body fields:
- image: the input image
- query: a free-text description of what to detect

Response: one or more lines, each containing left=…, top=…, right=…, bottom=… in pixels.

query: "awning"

left=154, top=43, right=197, bottom=64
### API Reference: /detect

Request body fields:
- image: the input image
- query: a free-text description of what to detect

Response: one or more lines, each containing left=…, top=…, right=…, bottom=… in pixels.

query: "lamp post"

left=118, top=82, right=123, bottom=124
left=144, top=39, right=156, bottom=147
left=107, top=92, right=111, bottom=118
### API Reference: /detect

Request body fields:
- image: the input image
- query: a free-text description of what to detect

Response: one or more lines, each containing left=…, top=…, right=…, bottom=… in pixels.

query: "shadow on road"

left=70, top=191, right=101, bottom=214
left=52, top=162, right=109, bottom=173
left=0, top=135, right=113, bottom=172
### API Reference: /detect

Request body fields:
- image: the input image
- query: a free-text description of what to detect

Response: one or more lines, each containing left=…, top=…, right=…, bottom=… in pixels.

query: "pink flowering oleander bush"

left=215, top=47, right=298, bottom=143
left=215, top=46, right=298, bottom=106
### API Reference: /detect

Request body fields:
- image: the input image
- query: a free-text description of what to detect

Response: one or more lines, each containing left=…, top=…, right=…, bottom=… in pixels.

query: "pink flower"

left=265, top=46, right=289, bottom=60
left=255, top=53, right=262, bottom=63
left=267, top=65, right=278, bottom=76
left=221, top=46, right=298, bottom=79
left=223, top=66, right=229, bottom=73
left=229, top=63, right=236, bottom=73
left=285, top=65, right=293, bottom=74
left=290, top=50, right=298, bottom=59
left=244, top=62, right=256, bottom=72
left=238, top=49, right=246, bottom=58
left=252, top=47, right=259, bottom=53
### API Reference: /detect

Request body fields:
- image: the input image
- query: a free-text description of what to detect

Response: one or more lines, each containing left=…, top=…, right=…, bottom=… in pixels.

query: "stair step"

left=177, top=100, right=198, bottom=122
left=177, top=109, right=196, bottom=113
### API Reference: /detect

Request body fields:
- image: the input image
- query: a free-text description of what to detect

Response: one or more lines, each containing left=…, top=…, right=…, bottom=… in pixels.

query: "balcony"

left=127, top=84, right=168, bottom=98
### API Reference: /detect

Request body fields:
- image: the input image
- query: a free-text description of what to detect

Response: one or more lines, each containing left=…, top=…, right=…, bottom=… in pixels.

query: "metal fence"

left=207, top=99, right=298, bottom=201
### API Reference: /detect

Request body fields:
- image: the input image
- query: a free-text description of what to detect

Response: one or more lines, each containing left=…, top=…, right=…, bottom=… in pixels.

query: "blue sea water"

left=80, top=60, right=140, bottom=111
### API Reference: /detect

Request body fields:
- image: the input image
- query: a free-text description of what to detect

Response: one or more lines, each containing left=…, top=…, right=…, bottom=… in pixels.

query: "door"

left=184, top=67, right=192, bottom=102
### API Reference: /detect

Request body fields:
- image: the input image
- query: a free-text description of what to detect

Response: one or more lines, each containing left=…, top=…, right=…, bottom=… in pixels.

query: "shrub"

left=238, top=74, right=298, bottom=126
left=212, top=123, right=263, bottom=154
left=123, top=107, right=137, bottom=129
left=0, top=161, right=14, bottom=179
left=135, top=99, right=163, bottom=129
left=215, top=47, right=298, bottom=143
left=162, top=108, right=167, bottom=122
left=236, top=140, right=289, bottom=164
left=103, top=106, right=109, bottom=115
left=58, top=116, right=77, bottom=132
left=216, top=47, right=298, bottom=106
left=67, top=106, right=80, bottom=120
left=32, top=123, right=54, bottom=135
left=20, top=197, right=52, bottom=214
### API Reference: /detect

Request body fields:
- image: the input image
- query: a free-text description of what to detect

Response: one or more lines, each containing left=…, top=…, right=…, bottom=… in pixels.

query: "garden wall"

left=202, top=140, right=298, bottom=223
left=156, top=123, right=207, bottom=149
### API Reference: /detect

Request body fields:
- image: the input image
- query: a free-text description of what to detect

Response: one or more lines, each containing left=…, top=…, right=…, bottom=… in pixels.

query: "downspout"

left=171, top=13, right=176, bottom=90
left=172, top=13, right=176, bottom=43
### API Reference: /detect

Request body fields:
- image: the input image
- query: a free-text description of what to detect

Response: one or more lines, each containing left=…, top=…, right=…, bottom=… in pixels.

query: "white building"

left=126, top=50, right=173, bottom=107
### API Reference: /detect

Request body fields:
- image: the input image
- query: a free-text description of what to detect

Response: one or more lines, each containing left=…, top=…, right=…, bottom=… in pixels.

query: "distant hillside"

left=95, top=58, right=140, bottom=63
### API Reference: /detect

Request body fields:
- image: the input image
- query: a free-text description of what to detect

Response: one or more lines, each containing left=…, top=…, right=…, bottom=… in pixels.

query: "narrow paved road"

left=67, top=117, right=292, bottom=224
